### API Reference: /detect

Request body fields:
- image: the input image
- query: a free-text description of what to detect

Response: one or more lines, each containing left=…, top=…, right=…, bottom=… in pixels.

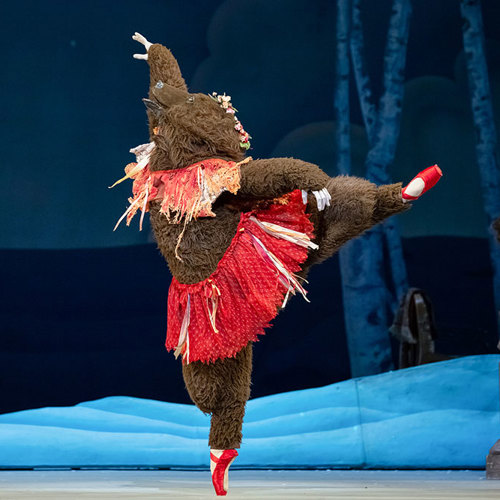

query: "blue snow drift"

left=0, top=355, right=498, bottom=469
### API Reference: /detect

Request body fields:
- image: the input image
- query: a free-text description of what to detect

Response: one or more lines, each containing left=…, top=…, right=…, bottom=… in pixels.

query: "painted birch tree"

left=460, top=0, right=500, bottom=339
left=334, top=0, right=351, bottom=178
left=350, top=0, right=410, bottom=308
left=334, top=0, right=412, bottom=376
left=365, top=0, right=411, bottom=309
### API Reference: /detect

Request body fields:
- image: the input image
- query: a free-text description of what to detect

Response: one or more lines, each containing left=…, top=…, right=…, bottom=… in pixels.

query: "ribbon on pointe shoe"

left=402, top=164, right=443, bottom=202
left=210, top=449, right=238, bottom=496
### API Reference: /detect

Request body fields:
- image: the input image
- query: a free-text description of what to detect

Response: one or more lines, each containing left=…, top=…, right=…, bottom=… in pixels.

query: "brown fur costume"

left=139, top=43, right=409, bottom=450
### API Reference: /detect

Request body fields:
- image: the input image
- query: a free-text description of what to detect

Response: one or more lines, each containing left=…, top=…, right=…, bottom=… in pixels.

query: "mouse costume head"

left=110, top=47, right=253, bottom=245
left=144, top=78, right=249, bottom=171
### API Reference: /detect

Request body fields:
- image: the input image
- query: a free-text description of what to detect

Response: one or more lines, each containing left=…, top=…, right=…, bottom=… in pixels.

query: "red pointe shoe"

left=402, top=164, right=443, bottom=201
left=210, top=449, right=238, bottom=496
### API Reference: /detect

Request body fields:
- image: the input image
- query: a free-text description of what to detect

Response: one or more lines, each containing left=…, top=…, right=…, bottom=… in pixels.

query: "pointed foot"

left=402, top=164, right=442, bottom=202
left=210, top=449, right=238, bottom=496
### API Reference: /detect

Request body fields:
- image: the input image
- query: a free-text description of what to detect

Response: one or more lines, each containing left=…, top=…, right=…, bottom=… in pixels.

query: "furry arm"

left=147, top=44, right=187, bottom=91
left=239, top=158, right=331, bottom=199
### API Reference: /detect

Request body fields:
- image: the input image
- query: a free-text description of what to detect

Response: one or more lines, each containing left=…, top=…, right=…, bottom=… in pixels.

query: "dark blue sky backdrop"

left=2, top=0, right=500, bottom=248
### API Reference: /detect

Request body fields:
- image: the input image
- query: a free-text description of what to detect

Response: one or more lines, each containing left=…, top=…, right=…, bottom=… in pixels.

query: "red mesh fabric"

left=165, top=190, right=315, bottom=364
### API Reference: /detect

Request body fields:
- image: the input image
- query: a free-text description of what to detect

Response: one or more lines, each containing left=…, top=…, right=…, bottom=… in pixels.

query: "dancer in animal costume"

left=112, top=33, right=442, bottom=496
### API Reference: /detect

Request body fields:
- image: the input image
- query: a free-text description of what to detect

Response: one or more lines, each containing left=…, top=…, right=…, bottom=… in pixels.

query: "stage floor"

left=0, top=470, right=498, bottom=499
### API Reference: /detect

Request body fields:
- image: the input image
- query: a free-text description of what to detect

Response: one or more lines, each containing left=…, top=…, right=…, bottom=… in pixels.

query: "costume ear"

left=147, top=44, right=188, bottom=92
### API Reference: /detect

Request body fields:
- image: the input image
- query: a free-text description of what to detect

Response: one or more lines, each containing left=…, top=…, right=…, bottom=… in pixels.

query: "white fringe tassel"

left=249, top=216, right=319, bottom=250
left=249, top=232, right=309, bottom=308
left=174, top=294, right=191, bottom=362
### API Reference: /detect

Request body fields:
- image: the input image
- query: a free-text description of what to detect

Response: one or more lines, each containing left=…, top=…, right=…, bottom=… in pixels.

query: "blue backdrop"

left=2, top=0, right=499, bottom=249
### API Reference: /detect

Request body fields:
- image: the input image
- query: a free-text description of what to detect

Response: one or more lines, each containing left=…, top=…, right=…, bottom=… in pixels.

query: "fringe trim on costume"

left=174, top=294, right=191, bottom=362
left=206, top=280, right=221, bottom=334
left=109, top=142, right=155, bottom=189
left=248, top=230, right=309, bottom=308
left=111, top=147, right=251, bottom=260
left=164, top=157, right=249, bottom=260
left=249, top=216, right=319, bottom=250
left=158, top=157, right=249, bottom=224
left=110, top=142, right=156, bottom=231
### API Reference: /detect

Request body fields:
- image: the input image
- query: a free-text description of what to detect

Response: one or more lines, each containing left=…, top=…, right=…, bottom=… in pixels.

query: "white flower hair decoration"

left=210, top=92, right=251, bottom=150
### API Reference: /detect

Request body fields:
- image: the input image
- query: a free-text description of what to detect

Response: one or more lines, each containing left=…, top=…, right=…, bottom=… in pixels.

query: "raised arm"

left=147, top=44, right=187, bottom=91
left=132, top=32, right=187, bottom=91
left=132, top=32, right=188, bottom=137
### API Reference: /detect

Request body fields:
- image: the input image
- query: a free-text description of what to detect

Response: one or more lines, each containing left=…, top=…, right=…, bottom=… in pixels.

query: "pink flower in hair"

left=210, top=92, right=252, bottom=150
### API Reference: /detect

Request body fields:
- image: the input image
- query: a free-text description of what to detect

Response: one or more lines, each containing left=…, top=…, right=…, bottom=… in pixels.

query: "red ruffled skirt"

left=165, top=190, right=316, bottom=363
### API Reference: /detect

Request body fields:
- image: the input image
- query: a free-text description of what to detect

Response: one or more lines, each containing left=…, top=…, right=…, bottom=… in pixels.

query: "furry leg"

left=372, top=182, right=409, bottom=224
left=182, top=343, right=252, bottom=493
left=209, top=403, right=246, bottom=449
left=182, top=343, right=252, bottom=421
left=305, top=177, right=409, bottom=268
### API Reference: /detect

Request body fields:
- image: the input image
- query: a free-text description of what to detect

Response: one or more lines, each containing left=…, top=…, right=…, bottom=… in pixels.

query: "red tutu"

left=165, top=190, right=316, bottom=363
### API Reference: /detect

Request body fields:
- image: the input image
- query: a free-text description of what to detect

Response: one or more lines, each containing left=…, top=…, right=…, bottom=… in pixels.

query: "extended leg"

left=306, top=176, right=408, bottom=267
left=209, top=402, right=247, bottom=449
left=305, top=165, right=442, bottom=269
